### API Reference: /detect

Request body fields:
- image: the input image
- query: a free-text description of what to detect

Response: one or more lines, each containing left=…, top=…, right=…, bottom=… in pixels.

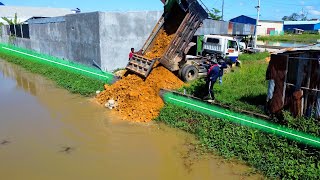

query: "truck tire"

left=181, top=65, right=199, bottom=82
left=178, top=64, right=188, bottom=78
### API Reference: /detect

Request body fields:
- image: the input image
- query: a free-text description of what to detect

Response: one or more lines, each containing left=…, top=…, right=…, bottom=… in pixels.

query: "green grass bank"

left=179, top=52, right=270, bottom=114
left=157, top=52, right=320, bottom=178
left=258, top=34, right=320, bottom=43
left=0, top=44, right=109, bottom=96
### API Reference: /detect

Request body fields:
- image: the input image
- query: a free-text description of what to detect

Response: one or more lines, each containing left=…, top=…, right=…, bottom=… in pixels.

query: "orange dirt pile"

left=96, top=66, right=184, bottom=122
left=265, top=57, right=271, bottom=62
left=144, top=29, right=175, bottom=59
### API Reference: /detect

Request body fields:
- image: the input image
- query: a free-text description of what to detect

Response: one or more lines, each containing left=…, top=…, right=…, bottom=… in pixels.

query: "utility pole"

left=222, top=0, right=225, bottom=21
left=254, top=0, right=260, bottom=48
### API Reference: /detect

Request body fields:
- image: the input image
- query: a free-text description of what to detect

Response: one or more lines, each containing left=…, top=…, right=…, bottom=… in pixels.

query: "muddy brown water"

left=0, top=60, right=262, bottom=180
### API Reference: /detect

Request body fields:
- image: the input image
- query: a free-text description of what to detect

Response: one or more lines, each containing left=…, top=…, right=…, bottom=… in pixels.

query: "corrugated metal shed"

left=267, top=49, right=320, bottom=119
left=230, top=15, right=256, bottom=25
left=314, top=23, right=320, bottom=30
left=195, top=19, right=255, bottom=36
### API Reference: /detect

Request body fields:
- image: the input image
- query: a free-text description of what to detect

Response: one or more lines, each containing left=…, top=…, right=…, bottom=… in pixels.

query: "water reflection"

left=257, top=41, right=308, bottom=48
left=0, top=61, right=37, bottom=96
left=0, top=59, right=263, bottom=180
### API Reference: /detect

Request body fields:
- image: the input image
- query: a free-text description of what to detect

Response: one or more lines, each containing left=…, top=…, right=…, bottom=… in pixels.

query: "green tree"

left=1, top=13, right=19, bottom=25
left=209, top=8, right=222, bottom=20
left=282, top=9, right=308, bottom=21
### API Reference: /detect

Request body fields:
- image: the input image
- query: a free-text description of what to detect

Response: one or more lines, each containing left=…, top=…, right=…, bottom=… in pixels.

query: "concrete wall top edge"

left=28, top=16, right=66, bottom=24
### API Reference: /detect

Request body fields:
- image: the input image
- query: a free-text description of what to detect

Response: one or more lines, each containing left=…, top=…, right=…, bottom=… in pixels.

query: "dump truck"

left=126, top=0, right=209, bottom=82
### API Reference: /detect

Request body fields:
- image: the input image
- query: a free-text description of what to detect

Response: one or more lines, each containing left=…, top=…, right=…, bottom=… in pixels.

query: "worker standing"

left=129, top=48, right=135, bottom=60
left=203, top=59, right=227, bottom=102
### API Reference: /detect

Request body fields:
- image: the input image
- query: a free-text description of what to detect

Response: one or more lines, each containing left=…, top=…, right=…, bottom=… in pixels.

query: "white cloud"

left=305, top=6, right=320, bottom=16
left=309, top=9, right=320, bottom=16
left=239, top=2, right=244, bottom=6
left=300, top=1, right=305, bottom=5
left=305, top=6, right=314, bottom=10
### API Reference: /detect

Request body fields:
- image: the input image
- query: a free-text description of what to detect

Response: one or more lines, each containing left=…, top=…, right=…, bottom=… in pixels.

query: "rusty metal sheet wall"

left=195, top=19, right=255, bottom=36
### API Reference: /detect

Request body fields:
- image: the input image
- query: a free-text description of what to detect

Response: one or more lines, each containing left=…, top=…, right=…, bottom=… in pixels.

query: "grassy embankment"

left=258, top=34, right=320, bottom=43
left=156, top=52, right=320, bottom=179
left=0, top=45, right=107, bottom=96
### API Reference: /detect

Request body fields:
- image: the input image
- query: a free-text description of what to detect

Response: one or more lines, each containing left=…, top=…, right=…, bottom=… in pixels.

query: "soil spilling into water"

left=97, top=29, right=182, bottom=122
left=97, top=65, right=183, bottom=122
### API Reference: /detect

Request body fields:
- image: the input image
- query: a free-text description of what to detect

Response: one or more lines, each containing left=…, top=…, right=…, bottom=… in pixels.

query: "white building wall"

left=257, top=21, right=283, bottom=36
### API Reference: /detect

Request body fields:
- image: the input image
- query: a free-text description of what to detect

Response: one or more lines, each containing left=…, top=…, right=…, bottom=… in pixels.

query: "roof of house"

left=0, top=2, right=4, bottom=5
left=230, top=15, right=257, bottom=25
left=230, top=15, right=284, bottom=25
left=0, top=6, right=72, bottom=24
left=284, top=21, right=320, bottom=25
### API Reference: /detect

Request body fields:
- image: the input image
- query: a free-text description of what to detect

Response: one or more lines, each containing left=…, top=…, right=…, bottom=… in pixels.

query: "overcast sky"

left=1, top=0, right=320, bottom=20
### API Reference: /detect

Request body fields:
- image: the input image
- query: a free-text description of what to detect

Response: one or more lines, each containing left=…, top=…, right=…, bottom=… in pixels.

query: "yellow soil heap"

left=144, top=29, right=175, bottom=59
left=97, top=66, right=183, bottom=122
left=97, top=29, right=184, bottom=122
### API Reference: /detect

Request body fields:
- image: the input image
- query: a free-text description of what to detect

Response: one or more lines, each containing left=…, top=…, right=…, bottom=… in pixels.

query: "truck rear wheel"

left=181, top=65, right=199, bottom=82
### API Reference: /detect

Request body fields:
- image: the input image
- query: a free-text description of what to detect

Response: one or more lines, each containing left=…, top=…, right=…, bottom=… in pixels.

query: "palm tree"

left=1, top=13, right=19, bottom=25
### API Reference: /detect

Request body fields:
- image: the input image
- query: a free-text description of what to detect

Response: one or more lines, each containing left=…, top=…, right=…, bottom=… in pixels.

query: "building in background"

left=258, top=20, right=284, bottom=36
left=0, top=6, right=72, bottom=24
left=230, top=15, right=284, bottom=36
left=230, top=15, right=256, bottom=25
left=284, top=21, right=320, bottom=32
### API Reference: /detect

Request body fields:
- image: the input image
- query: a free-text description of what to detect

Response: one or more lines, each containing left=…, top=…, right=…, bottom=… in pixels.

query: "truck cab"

left=201, top=35, right=240, bottom=64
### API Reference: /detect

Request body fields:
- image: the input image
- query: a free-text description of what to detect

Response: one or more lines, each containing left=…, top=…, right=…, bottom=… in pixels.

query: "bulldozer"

left=126, top=0, right=209, bottom=82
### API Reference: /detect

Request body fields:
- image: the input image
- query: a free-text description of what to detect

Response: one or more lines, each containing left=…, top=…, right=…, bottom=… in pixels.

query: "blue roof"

left=230, top=15, right=256, bottom=25
left=0, top=2, right=4, bottom=5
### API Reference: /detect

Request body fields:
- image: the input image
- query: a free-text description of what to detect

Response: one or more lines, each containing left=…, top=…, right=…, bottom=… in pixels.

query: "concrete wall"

left=65, top=12, right=101, bottom=67
left=29, top=22, right=67, bottom=58
left=99, top=11, right=162, bottom=71
left=0, top=11, right=162, bottom=72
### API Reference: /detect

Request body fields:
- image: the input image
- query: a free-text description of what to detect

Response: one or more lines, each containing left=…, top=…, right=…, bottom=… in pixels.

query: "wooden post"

left=304, top=55, right=312, bottom=116
left=13, top=25, right=16, bottom=37
left=282, top=55, right=289, bottom=106
left=20, top=24, right=23, bottom=38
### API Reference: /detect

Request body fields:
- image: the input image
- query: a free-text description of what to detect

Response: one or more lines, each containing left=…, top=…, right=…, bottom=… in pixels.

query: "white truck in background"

left=201, top=35, right=240, bottom=65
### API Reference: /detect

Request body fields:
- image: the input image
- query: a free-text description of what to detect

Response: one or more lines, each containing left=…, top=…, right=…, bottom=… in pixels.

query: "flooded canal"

left=0, top=59, right=261, bottom=180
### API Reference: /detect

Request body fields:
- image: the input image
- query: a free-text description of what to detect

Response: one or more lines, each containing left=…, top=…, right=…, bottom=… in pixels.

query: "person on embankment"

left=203, top=59, right=227, bottom=102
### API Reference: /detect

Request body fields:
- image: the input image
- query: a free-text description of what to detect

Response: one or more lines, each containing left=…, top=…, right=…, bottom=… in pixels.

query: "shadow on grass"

left=239, top=94, right=266, bottom=110
left=239, top=94, right=266, bottom=106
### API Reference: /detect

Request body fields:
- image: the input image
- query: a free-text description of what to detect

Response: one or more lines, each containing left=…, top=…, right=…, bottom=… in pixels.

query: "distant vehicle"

left=200, top=35, right=240, bottom=65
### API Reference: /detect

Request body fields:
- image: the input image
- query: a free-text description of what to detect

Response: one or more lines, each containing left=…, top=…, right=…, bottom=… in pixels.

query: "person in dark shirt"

left=203, top=59, right=227, bottom=102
